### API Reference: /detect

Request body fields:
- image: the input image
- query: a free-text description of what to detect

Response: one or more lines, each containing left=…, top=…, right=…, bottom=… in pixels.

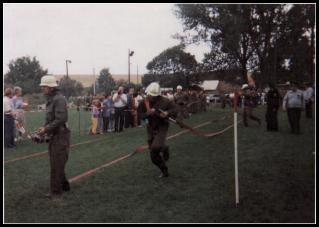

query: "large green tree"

left=4, top=56, right=48, bottom=93
left=146, top=45, right=198, bottom=75
left=145, top=45, right=198, bottom=88
left=59, top=76, right=84, bottom=99
left=281, top=4, right=315, bottom=83
left=97, top=68, right=115, bottom=95
left=175, top=4, right=255, bottom=83
left=175, top=4, right=315, bottom=85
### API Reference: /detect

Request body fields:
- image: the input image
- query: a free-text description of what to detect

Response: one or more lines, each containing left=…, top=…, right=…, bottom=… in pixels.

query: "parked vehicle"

left=206, top=94, right=221, bottom=103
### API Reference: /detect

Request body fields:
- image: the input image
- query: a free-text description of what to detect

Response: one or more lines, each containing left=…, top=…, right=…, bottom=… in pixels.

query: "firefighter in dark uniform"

left=37, top=75, right=71, bottom=198
left=199, top=89, right=207, bottom=112
left=265, top=84, right=281, bottom=131
left=174, top=85, right=189, bottom=121
left=188, top=86, right=199, bottom=114
left=242, top=84, right=261, bottom=127
left=138, top=82, right=177, bottom=178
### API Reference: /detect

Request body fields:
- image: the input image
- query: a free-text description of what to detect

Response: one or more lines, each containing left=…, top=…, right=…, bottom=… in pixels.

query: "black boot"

left=62, top=181, right=70, bottom=192
left=159, top=167, right=169, bottom=178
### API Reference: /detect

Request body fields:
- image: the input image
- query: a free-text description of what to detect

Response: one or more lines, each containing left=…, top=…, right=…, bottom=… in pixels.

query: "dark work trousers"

left=103, top=117, right=109, bottom=132
left=124, top=110, right=133, bottom=128
left=114, top=107, right=125, bottom=132
left=48, top=129, right=70, bottom=194
left=147, top=125, right=169, bottom=174
left=305, top=100, right=313, bottom=118
left=4, top=114, right=15, bottom=148
left=266, top=108, right=278, bottom=131
left=243, top=106, right=261, bottom=127
left=137, top=112, right=141, bottom=126
left=287, top=108, right=302, bottom=134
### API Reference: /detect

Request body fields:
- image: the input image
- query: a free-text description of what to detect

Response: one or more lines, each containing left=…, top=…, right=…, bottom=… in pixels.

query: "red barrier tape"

left=69, top=117, right=238, bottom=183
left=4, top=137, right=106, bottom=164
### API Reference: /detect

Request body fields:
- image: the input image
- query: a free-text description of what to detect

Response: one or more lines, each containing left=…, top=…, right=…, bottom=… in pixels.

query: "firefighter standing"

left=138, top=82, right=177, bottom=178
left=37, top=75, right=71, bottom=198
left=265, top=84, right=281, bottom=131
left=174, top=85, right=189, bottom=121
left=242, top=84, right=261, bottom=127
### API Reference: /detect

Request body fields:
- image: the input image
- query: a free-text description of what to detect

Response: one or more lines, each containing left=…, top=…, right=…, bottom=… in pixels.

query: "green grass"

left=4, top=107, right=315, bottom=223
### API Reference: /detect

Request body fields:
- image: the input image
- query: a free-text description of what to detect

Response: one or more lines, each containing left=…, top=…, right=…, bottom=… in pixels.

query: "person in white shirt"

left=303, top=82, right=314, bottom=118
left=166, top=90, right=174, bottom=101
left=112, top=86, right=127, bottom=132
left=4, top=88, right=15, bottom=148
left=282, top=82, right=304, bottom=134
left=12, top=86, right=27, bottom=140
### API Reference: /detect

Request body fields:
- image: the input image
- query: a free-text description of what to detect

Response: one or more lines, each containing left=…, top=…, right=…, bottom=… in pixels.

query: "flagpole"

left=234, top=90, right=239, bottom=207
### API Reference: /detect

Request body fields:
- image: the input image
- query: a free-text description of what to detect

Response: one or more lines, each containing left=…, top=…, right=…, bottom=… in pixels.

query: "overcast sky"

left=3, top=3, right=211, bottom=76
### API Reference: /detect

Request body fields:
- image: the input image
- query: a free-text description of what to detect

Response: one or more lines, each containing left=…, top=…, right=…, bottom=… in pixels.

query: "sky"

left=3, top=3, right=211, bottom=76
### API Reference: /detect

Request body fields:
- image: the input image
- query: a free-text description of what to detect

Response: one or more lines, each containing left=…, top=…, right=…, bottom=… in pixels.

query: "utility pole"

left=128, top=49, right=130, bottom=84
left=65, top=60, right=71, bottom=100
left=93, top=68, right=96, bottom=96
left=128, top=49, right=134, bottom=83
left=137, top=64, right=139, bottom=84
left=66, top=60, right=72, bottom=78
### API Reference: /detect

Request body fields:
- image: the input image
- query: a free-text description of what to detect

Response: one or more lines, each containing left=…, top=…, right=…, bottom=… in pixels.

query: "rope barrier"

left=4, top=137, right=106, bottom=164
left=69, top=115, right=239, bottom=183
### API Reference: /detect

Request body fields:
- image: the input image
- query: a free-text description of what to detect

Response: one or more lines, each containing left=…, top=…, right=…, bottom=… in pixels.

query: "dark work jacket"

left=266, top=89, right=280, bottom=110
left=243, top=88, right=257, bottom=107
left=138, top=96, right=177, bottom=130
left=45, top=89, right=68, bottom=135
left=174, top=92, right=188, bottom=106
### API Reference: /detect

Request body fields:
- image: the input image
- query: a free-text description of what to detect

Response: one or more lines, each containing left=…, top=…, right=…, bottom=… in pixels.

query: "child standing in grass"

left=97, top=98, right=104, bottom=134
left=90, top=100, right=99, bottom=135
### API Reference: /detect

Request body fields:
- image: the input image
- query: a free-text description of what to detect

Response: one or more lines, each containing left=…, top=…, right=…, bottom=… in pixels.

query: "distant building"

left=199, top=80, right=220, bottom=94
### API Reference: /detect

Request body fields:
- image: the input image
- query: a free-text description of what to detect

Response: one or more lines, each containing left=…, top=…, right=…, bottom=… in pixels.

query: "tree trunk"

left=310, top=23, right=315, bottom=82
left=241, top=64, right=248, bottom=84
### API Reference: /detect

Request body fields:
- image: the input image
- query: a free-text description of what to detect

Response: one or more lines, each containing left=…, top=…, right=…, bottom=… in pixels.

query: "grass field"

left=3, top=106, right=315, bottom=223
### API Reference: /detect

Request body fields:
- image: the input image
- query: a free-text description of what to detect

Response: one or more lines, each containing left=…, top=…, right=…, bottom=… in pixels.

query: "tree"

left=175, top=4, right=255, bottom=83
left=97, top=68, right=115, bottom=95
left=147, top=45, right=197, bottom=75
left=285, top=4, right=315, bottom=83
left=146, top=45, right=198, bottom=88
left=175, top=4, right=315, bottom=85
left=59, top=76, right=84, bottom=99
left=4, top=56, right=48, bottom=94
left=249, top=4, right=284, bottom=84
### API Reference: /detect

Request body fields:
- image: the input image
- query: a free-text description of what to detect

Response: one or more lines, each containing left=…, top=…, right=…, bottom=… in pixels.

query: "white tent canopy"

left=200, top=80, right=219, bottom=91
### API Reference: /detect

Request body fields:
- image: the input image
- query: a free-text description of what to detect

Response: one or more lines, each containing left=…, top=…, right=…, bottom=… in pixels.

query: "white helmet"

left=177, top=85, right=182, bottom=90
left=241, top=84, right=249, bottom=90
left=146, top=82, right=161, bottom=96
left=40, top=75, right=58, bottom=87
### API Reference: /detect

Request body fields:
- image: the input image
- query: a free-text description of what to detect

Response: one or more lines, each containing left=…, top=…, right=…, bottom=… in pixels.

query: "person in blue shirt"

left=102, top=94, right=114, bottom=132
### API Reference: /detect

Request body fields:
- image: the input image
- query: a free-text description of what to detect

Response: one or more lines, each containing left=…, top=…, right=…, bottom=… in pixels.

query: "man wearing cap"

left=242, top=84, right=261, bottom=127
left=138, top=82, right=177, bottom=178
left=37, top=75, right=71, bottom=198
left=283, top=82, right=304, bottom=134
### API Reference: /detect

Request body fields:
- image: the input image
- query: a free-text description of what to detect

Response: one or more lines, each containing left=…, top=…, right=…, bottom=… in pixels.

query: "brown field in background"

left=55, top=74, right=142, bottom=87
